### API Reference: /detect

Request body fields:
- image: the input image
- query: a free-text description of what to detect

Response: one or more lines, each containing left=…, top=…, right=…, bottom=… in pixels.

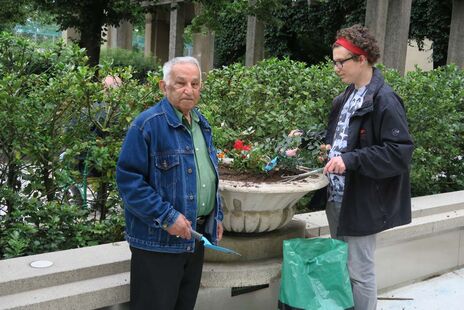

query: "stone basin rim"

left=218, top=173, right=328, bottom=193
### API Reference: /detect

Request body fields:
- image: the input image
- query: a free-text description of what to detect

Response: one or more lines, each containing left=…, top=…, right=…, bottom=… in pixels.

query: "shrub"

left=201, top=57, right=344, bottom=171
left=384, top=65, right=464, bottom=196
left=100, top=48, right=159, bottom=83
left=0, top=33, right=164, bottom=259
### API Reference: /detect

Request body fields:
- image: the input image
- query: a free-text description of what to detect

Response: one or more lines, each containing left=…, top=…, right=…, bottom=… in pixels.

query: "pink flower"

left=285, top=148, right=298, bottom=157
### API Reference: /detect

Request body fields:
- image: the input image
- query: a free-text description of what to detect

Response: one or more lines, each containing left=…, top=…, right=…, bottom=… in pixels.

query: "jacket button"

left=186, top=146, right=190, bottom=151
left=189, top=194, right=194, bottom=200
left=187, top=168, right=193, bottom=174
left=187, top=246, right=191, bottom=251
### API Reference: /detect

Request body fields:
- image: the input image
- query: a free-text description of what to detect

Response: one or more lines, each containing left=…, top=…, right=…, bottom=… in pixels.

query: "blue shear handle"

left=190, top=229, right=203, bottom=241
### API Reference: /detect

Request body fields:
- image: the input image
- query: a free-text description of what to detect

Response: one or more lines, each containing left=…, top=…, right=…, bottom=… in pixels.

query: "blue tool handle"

left=190, top=229, right=203, bottom=241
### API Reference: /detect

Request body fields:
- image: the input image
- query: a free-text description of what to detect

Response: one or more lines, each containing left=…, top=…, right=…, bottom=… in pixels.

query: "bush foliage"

left=100, top=48, right=159, bottom=83
left=0, top=33, right=163, bottom=258
left=0, top=33, right=463, bottom=259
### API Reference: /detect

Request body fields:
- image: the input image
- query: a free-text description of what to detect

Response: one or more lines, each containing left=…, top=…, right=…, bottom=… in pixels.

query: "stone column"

left=383, top=0, right=412, bottom=75
left=192, top=4, right=215, bottom=74
left=365, top=0, right=389, bottom=63
left=62, top=28, right=80, bottom=44
left=144, top=13, right=155, bottom=57
left=144, top=11, right=170, bottom=64
left=447, top=0, right=464, bottom=68
left=245, top=0, right=264, bottom=66
left=169, top=2, right=185, bottom=59
left=107, top=20, right=133, bottom=50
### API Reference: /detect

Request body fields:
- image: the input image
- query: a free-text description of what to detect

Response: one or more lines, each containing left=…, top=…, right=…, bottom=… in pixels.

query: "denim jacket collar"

left=159, top=97, right=212, bottom=131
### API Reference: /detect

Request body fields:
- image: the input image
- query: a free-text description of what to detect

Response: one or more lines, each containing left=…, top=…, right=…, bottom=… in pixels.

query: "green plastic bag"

left=278, top=238, right=354, bottom=310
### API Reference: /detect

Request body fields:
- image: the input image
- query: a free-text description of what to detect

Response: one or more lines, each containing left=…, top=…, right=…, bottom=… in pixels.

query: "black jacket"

left=318, top=67, right=414, bottom=236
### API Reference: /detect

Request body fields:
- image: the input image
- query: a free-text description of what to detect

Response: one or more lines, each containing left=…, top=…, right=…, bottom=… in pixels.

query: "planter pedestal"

left=204, top=220, right=306, bottom=263
left=200, top=173, right=327, bottom=302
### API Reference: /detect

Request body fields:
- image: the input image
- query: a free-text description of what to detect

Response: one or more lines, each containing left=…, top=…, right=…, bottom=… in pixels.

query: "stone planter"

left=219, top=173, right=328, bottom=233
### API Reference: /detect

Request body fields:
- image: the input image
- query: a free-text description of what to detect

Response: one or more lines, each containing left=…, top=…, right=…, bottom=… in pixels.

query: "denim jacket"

left=116, top=98, right=223, bottom=253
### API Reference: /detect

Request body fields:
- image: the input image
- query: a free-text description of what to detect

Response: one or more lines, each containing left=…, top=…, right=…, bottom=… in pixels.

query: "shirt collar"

left=173, top=106, right=199, bottom=125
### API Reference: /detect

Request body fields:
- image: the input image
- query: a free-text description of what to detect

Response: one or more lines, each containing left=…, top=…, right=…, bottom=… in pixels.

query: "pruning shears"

left=190, top=229, right=241, bottom=256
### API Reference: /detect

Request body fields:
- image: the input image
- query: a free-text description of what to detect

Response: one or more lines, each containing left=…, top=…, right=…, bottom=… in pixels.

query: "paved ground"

left=377, top=267, right=464, bottom=310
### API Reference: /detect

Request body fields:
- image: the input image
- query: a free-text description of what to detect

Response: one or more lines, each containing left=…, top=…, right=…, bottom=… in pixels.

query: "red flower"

left=234, top=139, right=244, bottom=150
left=233, top=139, right=251, bottom=151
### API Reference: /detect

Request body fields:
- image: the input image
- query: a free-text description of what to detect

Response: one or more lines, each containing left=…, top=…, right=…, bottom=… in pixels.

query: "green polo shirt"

left=174, top=108, right=217, bottom=216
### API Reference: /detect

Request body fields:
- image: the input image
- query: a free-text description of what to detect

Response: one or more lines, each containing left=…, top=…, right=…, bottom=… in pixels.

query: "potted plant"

left=215, top=128, right=329, bottom=233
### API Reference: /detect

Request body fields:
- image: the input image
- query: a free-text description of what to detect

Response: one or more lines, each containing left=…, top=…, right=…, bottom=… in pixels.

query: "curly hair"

left=333, top=24, right=380, bottom=65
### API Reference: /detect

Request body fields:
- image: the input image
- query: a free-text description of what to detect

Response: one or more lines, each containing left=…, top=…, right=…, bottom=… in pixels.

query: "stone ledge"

left=378, top=208, right=464, bottom=245
left=0, top=272, right=129, bottom=310
left=0, top=242, right=129, bottom=297
left=294, top=190, right=464, bottom=240
left=411, top=190, right=464, bottom=217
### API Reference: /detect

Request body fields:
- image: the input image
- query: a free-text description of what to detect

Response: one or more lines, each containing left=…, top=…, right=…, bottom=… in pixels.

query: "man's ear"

left=159, top=80, right=167, bottom=94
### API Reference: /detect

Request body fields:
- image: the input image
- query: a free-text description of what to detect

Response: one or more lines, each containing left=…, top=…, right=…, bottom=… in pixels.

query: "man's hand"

left=166, top=214, right=192, bottom=239
left=217, top=221, right=224, bottom=241
left=324, top=156, right=346, bottom=175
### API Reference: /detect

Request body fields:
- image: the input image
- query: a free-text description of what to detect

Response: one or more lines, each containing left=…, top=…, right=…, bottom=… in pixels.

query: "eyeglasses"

left=332, top=56, right=354, bottom=68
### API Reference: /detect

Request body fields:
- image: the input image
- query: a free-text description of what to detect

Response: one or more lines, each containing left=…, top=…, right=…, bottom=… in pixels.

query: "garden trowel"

left=190, top=229, right=241, bottom=256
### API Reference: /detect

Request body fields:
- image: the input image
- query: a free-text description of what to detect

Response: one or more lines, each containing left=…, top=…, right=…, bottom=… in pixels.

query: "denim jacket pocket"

left=154, top=154, right=180, bottom=199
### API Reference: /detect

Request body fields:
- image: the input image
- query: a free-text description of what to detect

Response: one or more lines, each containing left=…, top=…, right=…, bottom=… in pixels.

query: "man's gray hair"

left=162, top=56, right=201, bottom=84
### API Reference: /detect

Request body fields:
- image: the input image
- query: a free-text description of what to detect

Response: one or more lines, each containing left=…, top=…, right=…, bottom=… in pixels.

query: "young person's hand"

left=318, top=144, right=331, bottom=163
left=324, top=155, right=346, bottom=175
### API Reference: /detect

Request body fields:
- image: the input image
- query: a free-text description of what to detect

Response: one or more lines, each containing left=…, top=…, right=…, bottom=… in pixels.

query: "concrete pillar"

left=192, top=4, right=215, bottom=74
left=144, top=13, right=155, bottom=56
left=447, top=0, right=464, bottom=68
left=245, top=0, right=264, bottom=66
left=144, top=11, right=169, bottom=64
left=383, top=0, right=412, bottom=75
left=169, top=2, right=185, bottom=59
left=405, top=39, right=433, bottom=73
left=365, top=0, right=389, bottom=63
left=107, top=20, right=133, bottom=50
left=62, top=28, right=80, bottom=44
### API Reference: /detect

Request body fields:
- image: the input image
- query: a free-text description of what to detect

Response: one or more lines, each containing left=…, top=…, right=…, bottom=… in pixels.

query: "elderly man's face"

left=160, top=63, right=201, bottom=115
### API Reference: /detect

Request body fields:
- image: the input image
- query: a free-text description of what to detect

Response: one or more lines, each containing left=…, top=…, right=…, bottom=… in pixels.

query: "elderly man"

left=116, top=56, right=223, bottom=310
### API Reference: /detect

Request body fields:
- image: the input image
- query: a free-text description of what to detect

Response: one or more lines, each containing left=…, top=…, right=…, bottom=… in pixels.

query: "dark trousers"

left=129, top=239, right=205, bottom=310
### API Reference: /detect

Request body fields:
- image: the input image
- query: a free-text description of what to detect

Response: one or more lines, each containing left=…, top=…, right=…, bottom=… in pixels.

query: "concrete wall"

left=1, top=190, right=463, bottom=309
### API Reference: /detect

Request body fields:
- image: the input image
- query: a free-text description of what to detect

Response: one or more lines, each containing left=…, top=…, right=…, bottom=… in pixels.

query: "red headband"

left=335, top=37, right=368, bottom=57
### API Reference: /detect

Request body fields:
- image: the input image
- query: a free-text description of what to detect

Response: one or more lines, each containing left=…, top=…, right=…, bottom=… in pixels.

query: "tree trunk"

left=41, top=160, right=56, bottom=202
left=6, top=160, right=20, bottom=213
left=95, top=180, right=109, bottom=221
left=78, top=8, right=104, bottom=67
left=80, top=34, right=102, bottom=68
